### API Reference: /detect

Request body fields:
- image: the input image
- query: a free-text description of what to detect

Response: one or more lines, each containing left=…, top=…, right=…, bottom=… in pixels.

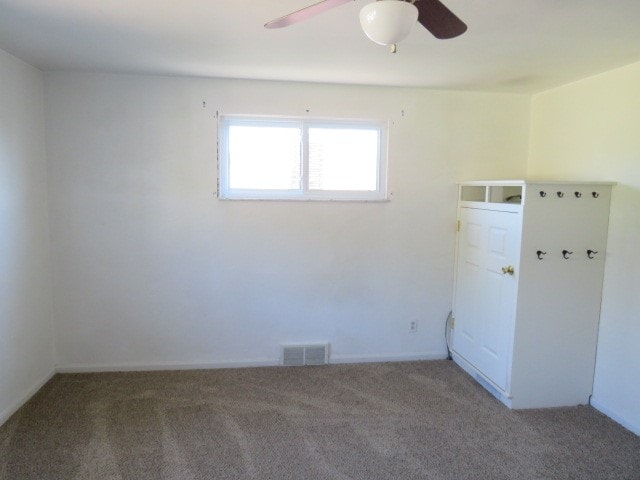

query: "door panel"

left=453, top=207, right=520, bottom=391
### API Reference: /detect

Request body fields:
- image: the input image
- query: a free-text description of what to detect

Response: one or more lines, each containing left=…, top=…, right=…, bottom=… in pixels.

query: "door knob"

left=501, top=265, right=515, bottom=275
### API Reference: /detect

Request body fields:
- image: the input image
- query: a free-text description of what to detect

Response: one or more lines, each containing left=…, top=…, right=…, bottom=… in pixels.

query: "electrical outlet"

left=409, top=320, right=418, bottom=333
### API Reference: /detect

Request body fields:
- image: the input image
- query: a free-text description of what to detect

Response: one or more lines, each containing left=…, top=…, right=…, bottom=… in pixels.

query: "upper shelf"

left=460, top=184, right=523, bottom=205
left=458, top=180, right=616, bottom=208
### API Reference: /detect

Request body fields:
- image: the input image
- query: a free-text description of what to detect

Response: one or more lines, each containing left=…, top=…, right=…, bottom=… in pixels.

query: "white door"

left=453, top=207, right=521, bottom=391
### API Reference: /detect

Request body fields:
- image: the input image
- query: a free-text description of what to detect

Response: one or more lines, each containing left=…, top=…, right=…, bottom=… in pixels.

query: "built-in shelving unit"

left=451, top=180, right=615, bottom=409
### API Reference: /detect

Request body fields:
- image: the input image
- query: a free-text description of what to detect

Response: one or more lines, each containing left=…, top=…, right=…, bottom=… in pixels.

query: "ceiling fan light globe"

left=359, top=0, right=419, bottom=46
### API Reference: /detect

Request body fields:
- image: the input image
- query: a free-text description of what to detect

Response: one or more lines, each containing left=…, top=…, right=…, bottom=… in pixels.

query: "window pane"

left=308, top=128, right=379, bottom=191
left=228, top=125, right=301, bottom=190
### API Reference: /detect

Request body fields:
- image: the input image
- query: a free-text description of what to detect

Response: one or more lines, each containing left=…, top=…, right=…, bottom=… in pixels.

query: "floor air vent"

left=281, top=344, right=329, bottom=366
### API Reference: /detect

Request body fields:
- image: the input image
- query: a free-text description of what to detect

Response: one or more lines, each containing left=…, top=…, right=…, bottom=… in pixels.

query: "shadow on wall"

left=591, top=182, right=640, bottom=435
left=604, top=183, right=640, bottom=290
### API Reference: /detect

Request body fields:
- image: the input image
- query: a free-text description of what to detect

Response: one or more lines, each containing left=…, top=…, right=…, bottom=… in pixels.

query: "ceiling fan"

left=265, top=0, right=467, bottom=51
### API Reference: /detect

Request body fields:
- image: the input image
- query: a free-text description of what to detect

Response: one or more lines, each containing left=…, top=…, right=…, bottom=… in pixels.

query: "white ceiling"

left=1, top=0, right=640, bottom=93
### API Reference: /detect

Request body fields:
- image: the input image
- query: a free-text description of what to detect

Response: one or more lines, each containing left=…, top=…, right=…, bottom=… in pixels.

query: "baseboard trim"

left=56, top=353, right=447, bottom=374
left=330, top=352, right=447, bottom=364
left=450, top=351, right=512, bottom=408
left=0, top=369, right=56, bottom=427
left=590, top=397, right=640, bottom=436
left=55, top=359, right=279, bottom=373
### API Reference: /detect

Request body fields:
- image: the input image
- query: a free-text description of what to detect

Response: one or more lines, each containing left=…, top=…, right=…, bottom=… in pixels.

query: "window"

left=219, top=116, right=387, bottom=200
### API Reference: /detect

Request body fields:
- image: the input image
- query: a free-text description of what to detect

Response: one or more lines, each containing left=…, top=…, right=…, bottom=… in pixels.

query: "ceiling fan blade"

left=265, top=0, right=354, bottom=29
left=415, top=0, right=467, bottom=39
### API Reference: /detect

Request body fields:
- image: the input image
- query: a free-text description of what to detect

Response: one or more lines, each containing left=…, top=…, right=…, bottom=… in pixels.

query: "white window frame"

left=218, top=115, right=388, bottom=201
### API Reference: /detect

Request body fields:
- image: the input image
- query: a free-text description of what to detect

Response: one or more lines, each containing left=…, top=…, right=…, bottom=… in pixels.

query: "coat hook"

left=574, top=191, right=582, bottom=198
left=562, top=250, right=573, bottom=259
left=536, top=250, right=547, bottom=260
left=557, top=191, right=564, bottom=198
left=592, top=191, right=600, bottom=198
left=587, top=249, right=598, bottom=259
left=539, top=191, right=546, bottom=197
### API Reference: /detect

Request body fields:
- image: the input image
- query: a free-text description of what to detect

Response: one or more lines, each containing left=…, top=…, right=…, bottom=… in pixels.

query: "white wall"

left=0, top=50, right=55, bottom=425
left=529, top=62, right=640, bottom=435
left=44, top=72, right=530, bottom=371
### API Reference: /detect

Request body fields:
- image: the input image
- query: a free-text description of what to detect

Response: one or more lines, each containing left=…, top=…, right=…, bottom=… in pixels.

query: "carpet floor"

left=1, top=360, right=638, bottom=479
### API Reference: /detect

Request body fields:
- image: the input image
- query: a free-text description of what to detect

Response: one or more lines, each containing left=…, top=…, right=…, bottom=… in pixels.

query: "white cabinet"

left=451, top=180, right=613, bottom=409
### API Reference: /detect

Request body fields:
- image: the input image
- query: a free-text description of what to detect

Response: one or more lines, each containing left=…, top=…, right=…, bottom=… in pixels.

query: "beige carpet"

left=1, top=360, right=638, bottom=479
